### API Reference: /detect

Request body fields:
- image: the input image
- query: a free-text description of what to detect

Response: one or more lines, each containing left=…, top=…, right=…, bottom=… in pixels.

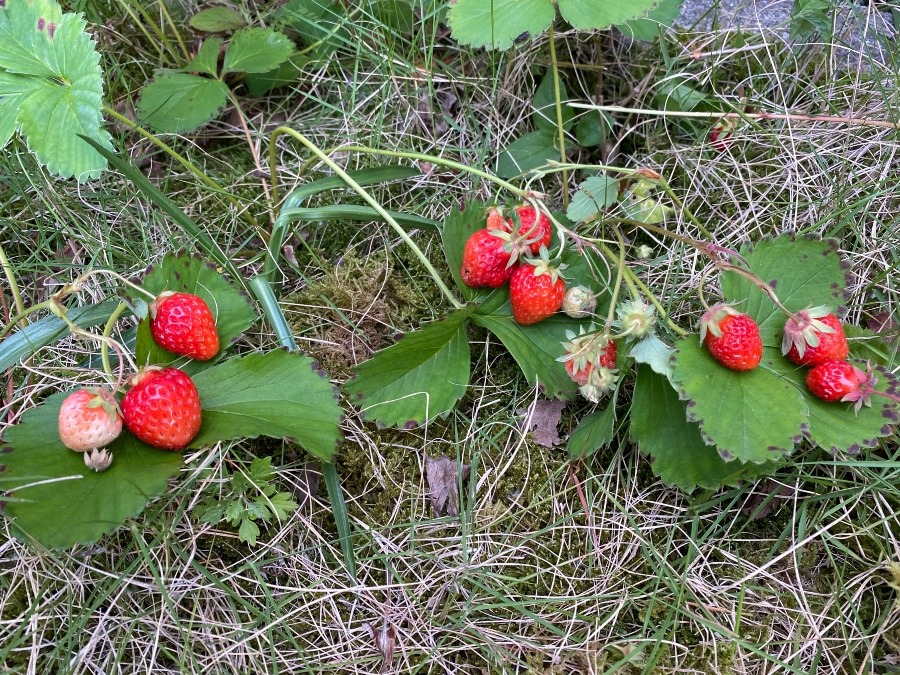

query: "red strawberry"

left=509, top=253, right=566, bottom=325
left=511, top=204, right=552, bottom=254
left=700, top=303, right=762, bottom=371
left=150, top=291, right=220, bottom=361
left=58, top=387, right=123, bottom=452
left=709, top=117, right=737, bottom=152
left=782, top=307, right=848, bottom=367
left=806, top=359, right=871, bottom=408
left=122, top=367, right=202, bottom=450
left=460, top=228, right=518, bottom=288
left=564, top=338, right=617, bottom=385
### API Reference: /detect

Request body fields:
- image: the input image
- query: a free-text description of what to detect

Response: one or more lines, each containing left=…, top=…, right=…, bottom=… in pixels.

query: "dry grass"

left=2, top=3, right=900, bottom=674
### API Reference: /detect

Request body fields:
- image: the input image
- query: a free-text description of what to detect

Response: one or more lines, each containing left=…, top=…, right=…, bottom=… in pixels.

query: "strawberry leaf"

left=557, top=0, right=662, bottom=29
left=222, top=27, right=294, bottom=75
left=191, top=350, right=342, bottom=462
left=189, top=7, right=245, bottom=32
left=567, top=392, right=617, bottom=460
left=720, top=235, right=850, bottom=347
left=345, top=309, right=474, bottom=427
left=631, top=365, right=778, bottom=491
left=136, top=72, right=229, bottom=133
left=496, top=129, right=558, bottom=180
left=447, top=0, right=555, bottom=51
left=0, top=392, right=183, bottom=549
left=670, top=340, right=807, bottom=464
left=133, top=252, right=257, bottom=374
left=0, top=0, right=112, bottom=180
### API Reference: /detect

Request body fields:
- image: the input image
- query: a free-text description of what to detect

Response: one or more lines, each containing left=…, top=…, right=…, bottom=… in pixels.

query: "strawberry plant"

left=0, top=252, right=343, bottom=549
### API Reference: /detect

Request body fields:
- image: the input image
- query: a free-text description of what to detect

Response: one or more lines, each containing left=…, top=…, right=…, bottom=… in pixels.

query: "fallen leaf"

left=365, top=620, right=397, bottom=674
left=739, top=479, right=795, bottom=520
left=425, top=455, right=470, bottom=517
left=518, top=399, right=567, bottom=448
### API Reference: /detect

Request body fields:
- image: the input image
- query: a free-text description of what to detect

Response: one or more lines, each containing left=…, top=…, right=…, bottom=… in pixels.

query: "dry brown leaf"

left=364, top=620, right=396, bottom=674
left=425, top=455, right=470, bottom=517
left=518, top=399, right=567, bottom=448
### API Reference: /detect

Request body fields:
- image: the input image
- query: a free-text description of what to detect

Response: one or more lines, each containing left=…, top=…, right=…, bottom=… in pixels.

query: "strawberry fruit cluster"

left=57, top=291, right=219, bottom=470
left=461, top=204, right=567, bottom=325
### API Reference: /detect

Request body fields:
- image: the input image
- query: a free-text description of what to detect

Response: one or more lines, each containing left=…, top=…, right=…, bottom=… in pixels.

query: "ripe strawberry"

left=121, top=367, right=202, bottom=451
left=150, top=291, right=220, bottom=361
left=700, top=303, right=762, bottom=371
left=509, top=253, right=566, bottom=325
left=58, top=387, right=123, bottom=452
left=709, top=117, right=737, bottom=152
left=460, top=228, right=517, bottom=288
left=806, top=359, right=872, bottom=409
left=782, top=307, right=848, bottom=367
left=511, top=204, right=552, bottom=255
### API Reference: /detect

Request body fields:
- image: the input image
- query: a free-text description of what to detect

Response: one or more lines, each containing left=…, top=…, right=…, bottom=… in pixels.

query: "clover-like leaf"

left=670, top=340, right=807, bottom=464
left=136, top=72, right=229, bottom=133
left=720, top=236, right=849, bottom=347
left=222, top=27, right=294, bottom=75
left=0, top=392, right=183, bottom=549
left=345, top=309, right=474, bottom=427
left=0, top=0, right=112, bottom=179
left=631, top=365, right=777, bottom=491
left=133, top=253, right=257, bottom=374
left=191, top=350, right=342, bottom=462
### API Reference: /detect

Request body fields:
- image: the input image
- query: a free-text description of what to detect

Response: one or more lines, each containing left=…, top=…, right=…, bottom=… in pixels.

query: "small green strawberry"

left=509, top=249, right=566, bottom=325
left=700, top=303, right=762, bottom=371
left=782, top=306, right=848, bottom=366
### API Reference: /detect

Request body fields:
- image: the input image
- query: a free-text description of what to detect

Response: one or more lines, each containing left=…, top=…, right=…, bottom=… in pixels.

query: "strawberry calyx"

left=83, top=386, right=123, bottom=422
left=613, top=298, right=657, bottom=340
left=522, top=246, right=567, bottom=284
left=84, top=448, right=113, bottom=472
left=699, top=302, right=742, bottom=342
left=781, top=305, right=837, bottom=358
left=579, top=366, right=619, bottom=403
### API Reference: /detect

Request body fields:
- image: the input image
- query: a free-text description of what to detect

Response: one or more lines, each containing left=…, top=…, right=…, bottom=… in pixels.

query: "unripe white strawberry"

left=562, top=285, right=597, bottom=319
left=58, top=387, right=123, bottom=452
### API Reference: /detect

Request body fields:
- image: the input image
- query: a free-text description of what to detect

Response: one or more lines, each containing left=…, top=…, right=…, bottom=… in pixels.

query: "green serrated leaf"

left=631, top=365, right=769, bottom=491
left=567, top=393, right=617, bottom=460
left=671, top=340, right=807, bottom=463
left=182, top=37, right=223, bottom=77
left=222, top=27, right=294, bottom=75
left=0, top=392, right=183, bottom=549
left=654, top=77, right=709, bottom=112
left=189, top=6, right=246, bottom=32
left=278, top=0, right=348, bottom=59
left=136, top=72, right=229, bottom=133
left=558, top=0, right=661, bottom=29
left=617, top=0, right=683, bottom=40
left=0, top=0, right=111, bottom=179
left=496, top=129, right=558, bottom=180
left=266, top=492, right=298, bottom=521
left=532, top=72, right=573, bottom=134
left=133, top=252, right=257, bottom=374
left=238, top=517, right=260, bottom=545
left=345, top=309, right=473, bottom=427
left=245, top=54, right=308, bottom=97
left=472, top=311, right=579, bottom=400
left=566, top=175, right=619, bottom=223
left=191, top=351, right=343, bottom=462
left=628, top=334, right=675, bottom=380
left=447, top=0, right=555, bottom=50
left=790, top=0, right=834, bottom=42
left=720, top=236, right=848, bottom=348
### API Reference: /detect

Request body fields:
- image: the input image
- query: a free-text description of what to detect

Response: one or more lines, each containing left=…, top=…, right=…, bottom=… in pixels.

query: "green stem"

left=548, top=25, right=569, bottom=208
left=102, top=105, right=259, bottom=229
left=605, top=228, right=627, bottom=328
left=0, top=301, right=53, bottom=340
left=655, top=176, right=714, bottom=240
left=100, top=302, right=130, bottom=380
left=267, top=127, right=464, bottom=310
left=157, top=0, right=191, bottom=62
left=0, top=239, right=25, bottom=320
left=269, top=138, right=528, bottom=208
